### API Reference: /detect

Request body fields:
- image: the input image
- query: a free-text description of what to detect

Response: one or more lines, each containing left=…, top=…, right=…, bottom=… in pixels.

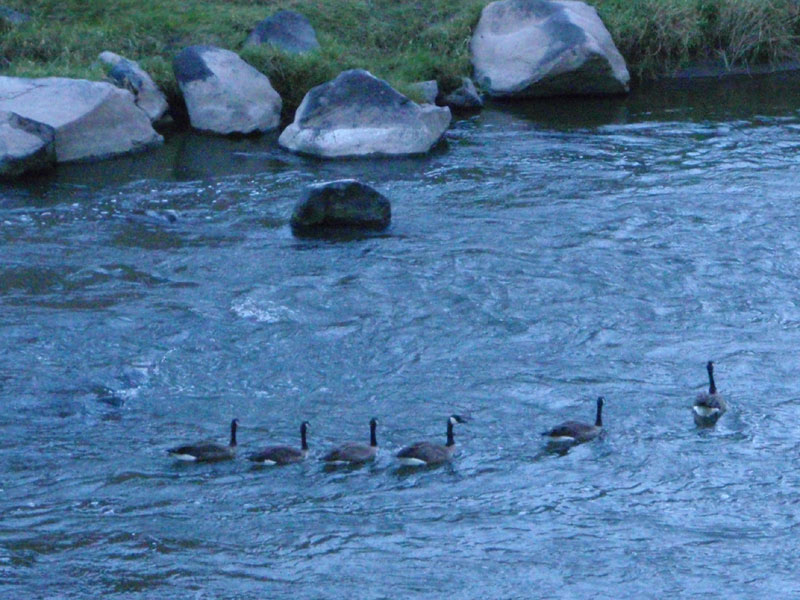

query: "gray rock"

left=410, top=80, right=439, bottom=105
left=279, top=69, right=451, bottom=158
left=98, top=51, right=169, bottom=123
left=246, top=11, right=320, bottom=54
left=442, top=78, right=483, bottom=110
left=0, top=111, right=55, bottom=178
left=0, top=6, right=29, bottom=25
left=470, top=0, right=630, bottom=97
left=0, top=76, right=163, bottom=163
left=173, top=45, right=282, bottom=135
left=291, top=179, right=391, bottom=234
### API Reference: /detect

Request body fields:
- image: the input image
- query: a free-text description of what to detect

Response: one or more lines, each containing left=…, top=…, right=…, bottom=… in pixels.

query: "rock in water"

left=246, top=11, right=320, bottom=54
left=470, top=0, right=630, bottom=98
left=0, top=111, right=56, bottom=178
left=279, top=69, right=450, bottom=158
left=442, top=78, right=484, bottom=111
left=99, top=51, right=169, bottom=123
left=410, top=80, right=439, bottom=105
left=173, top=45, right=282, bottom=135
left=0, top=76, right=162, bottom=163
left=291, top=179, right=391, bottom=234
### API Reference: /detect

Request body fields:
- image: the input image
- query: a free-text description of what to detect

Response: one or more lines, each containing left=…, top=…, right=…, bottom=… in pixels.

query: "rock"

left=410, top=80, right=439, bottom=105
left=279, top=69, right=451, bottom=158
left=245, top=10, right=320, bottom=54
left=0, top=77, right=163, bottom=163
left=173, top=45, right=281, bottom=135
left=0, top=6, right=29, bottom=25
left=470, top=0, right=630, bottom=98
left=291, top=179, right=391, bottom=234
left=98, top=51, right=169, bottom=123
left=442, top=77, right=483, bottom=110
left=0, top=111, right=56, bottom=178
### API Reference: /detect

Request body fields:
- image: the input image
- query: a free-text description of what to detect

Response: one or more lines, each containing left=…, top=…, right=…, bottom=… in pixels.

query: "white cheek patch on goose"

left=693, top=406, right=720, bottom=417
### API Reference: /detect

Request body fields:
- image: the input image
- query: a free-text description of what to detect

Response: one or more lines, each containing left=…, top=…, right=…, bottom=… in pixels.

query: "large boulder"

left=245, top=10, right=320, bottom=54
left=0, top=77, right=163, bottom=163
left=291, top=179, right=391, bottom=234
left=279, top=69, right=451, bottom=158
left=0, top=111, right=55, bottom=178
left=173, top=45, right=282, bottom=135
left=99, top=51, right=169, bottom=123
left=470, top=0, right=630, bottom=97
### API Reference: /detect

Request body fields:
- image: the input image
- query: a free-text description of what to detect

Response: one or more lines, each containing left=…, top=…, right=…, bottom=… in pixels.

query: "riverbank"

left=2, top=0, right=800, bottom=119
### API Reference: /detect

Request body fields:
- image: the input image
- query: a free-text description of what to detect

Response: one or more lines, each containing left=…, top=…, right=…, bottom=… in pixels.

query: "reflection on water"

left=4, top=73, right=800, bottom=598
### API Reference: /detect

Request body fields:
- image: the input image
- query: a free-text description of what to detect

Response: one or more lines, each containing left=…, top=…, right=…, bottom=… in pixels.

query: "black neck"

left=301, top=424, right=308, bottom=451
left=595, top=402, right=603, bottom=427
left=369, top=421, right=377, bottom=447
left=708, top=364, right=717, bottom=395
left=446, top=420, right=455, bottom=447
left=229, top=420, right=238, bottom=447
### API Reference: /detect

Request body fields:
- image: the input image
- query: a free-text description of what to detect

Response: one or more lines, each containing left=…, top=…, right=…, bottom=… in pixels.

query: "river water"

left=3, top=74, right=800, bottom=598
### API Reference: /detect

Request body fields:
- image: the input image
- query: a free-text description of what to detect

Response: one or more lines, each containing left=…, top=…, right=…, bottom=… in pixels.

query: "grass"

left=595, top=0, right=800, bottom=78
left=2, top=0, right=800, bottom=120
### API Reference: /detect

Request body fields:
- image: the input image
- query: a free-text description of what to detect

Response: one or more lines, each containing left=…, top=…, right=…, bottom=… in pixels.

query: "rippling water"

left=4, top=75, right=800, bottom=598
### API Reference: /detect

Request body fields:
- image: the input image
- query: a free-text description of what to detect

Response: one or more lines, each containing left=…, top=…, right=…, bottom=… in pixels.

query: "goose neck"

left=230, top=420, right=238, bottom=448
left=708, top=364, right=717, bottom=395
left=301, top=424, right=308, bottom=451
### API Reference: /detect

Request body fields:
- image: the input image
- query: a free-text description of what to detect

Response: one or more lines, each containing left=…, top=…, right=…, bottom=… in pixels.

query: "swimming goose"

left=168, top=418, right=238, bottom=462
left=396, top=415, right=466, bottom=466
left=693, top=361, right=727, bottom=427
left=542, top=397, right=604, bottom=446
left=323, top=418, right=378, bottom=464
left=248, top=421, right=309, bottom=465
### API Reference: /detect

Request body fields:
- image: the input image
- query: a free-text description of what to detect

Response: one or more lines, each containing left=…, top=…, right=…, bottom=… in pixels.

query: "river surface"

left=3, top=74, right=800, bottom=599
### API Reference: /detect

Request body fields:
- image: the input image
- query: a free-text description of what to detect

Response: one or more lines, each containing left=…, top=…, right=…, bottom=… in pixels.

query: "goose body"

left=542, top=397, right=604, bottom=446
left=396, top=415, right=466, bottom=466
left=168, top=418, right=238, bottom=462
left=248, top=421, right=309, bottom=465
left=693, top=361, right=727, bottom=427
left=323, top=418, right=378, bottom=464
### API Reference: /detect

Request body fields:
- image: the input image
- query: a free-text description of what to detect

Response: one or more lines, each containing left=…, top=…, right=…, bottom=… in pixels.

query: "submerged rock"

left=291, top=179, right=391, bottom=234
left=0, top=76, right=163, bottom=163
left=470, top=0, right=630, bottom=97
left=99, top=51, right=169, bottom=123
left=173, top=45, right=282, bottom=135
left=246, top=10, right=320, bottom=54
left=279, top=69, right=451, bottom=158
left=0, top=110, right=56, bottom=178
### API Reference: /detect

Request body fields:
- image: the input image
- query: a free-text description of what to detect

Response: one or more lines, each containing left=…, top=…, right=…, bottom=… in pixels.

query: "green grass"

left=595, top=0, right=800, bottom=78
left=1, top=0, right=800, bottom=119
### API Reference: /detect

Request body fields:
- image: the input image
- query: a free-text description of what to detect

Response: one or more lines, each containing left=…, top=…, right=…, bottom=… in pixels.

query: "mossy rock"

left=291, top=179, right=391, bottom=235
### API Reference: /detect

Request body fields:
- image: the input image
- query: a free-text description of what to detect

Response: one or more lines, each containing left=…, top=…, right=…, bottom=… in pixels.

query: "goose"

left=248, top=421, right=309, bottom=465
left=692, top=361, right=727, bottom=427
left=168, top=418, right=238, bottom=462
left=542, top=397, right=604, bottom=446
left=396, top=415, right=466, bottom=466
left=323, top=418, right=378, bottom=464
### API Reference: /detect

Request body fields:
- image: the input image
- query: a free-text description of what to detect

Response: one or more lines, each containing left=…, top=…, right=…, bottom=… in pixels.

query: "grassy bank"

left=2, top=0, right=800, bottom=118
